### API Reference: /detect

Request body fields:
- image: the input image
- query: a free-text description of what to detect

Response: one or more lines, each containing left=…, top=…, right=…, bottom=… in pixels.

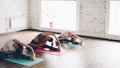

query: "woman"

left=29, top=32, right=61, bottom=51
left=58, top=31, right=82, bottom=45
left=0, top=39, right=35, bottom=61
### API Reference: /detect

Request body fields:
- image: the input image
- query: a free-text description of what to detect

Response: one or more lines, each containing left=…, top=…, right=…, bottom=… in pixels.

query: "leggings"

left=0, top=52, right=8, bottom=60
left=42, top=45, right=57, bottom=51
left=14, top=54, right=31, bottom=60
left=59, top=39, right=73, bottom=43
left=0, top=52, right=31, bottom=60
left=60, top=39, right=79, bottom=44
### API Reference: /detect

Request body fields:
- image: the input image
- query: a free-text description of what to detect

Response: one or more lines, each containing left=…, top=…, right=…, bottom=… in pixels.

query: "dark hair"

left=12, top=44, right=23, bottom=58
left=48, top=37, right=53, bottom=42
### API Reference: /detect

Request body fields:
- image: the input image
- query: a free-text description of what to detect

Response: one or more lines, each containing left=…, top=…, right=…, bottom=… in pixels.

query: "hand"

left=31, top=53, right=35, bottom=61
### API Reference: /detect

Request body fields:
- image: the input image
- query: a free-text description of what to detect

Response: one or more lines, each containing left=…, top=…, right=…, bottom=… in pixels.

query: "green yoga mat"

left=4, top=58, right=44, bottom=66
left=62, top=42, right=79, bottom=47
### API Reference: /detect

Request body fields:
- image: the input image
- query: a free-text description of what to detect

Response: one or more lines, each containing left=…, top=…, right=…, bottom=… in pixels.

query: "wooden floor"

left=0, top=30, right=120, bottom=68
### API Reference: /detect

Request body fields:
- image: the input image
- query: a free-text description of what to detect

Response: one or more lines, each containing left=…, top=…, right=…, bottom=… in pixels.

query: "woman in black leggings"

left=28, top=32, right=61, bottom=51
left=0, top=39, right=35, bottom=60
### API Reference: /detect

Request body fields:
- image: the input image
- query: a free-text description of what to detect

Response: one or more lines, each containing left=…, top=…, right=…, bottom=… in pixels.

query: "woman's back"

left=1, top=39, right=16, bottom=53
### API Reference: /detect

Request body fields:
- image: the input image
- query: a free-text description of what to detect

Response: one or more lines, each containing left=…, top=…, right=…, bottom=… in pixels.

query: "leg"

left=0, top=52, right=8, bottom=60
left=42, top=45, right=57, bottom=51
left=59, top=39, right=72, bottom=43
left=20, top=54, right=31, bottom=60
left=72, top=42, right=79, bottom=44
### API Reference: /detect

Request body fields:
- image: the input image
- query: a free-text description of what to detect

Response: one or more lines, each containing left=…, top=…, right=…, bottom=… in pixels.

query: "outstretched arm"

left=43, top=32, right=61, bottom=50
left=68, top=32, right=83, bottom=45
left=51, top=34, right=61, bottom=51
left=52, top=34, right=61, bottom=45
left=42, top=32, right=61, bottom=45
left=58, top=35, right=66, bottom=40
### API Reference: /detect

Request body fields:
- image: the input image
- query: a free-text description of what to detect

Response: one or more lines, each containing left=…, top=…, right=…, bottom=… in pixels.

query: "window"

left=40, top=0, right=77, bottom=31
left=108, top=0, right=120, bottom=35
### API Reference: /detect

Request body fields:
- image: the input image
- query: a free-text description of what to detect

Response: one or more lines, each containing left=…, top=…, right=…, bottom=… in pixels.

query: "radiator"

left=10, top=17, right=27, bottom=30
left=0, top=17, right=6, bottom=33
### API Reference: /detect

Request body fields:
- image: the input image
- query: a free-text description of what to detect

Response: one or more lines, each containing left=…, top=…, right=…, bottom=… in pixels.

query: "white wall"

left=0, top=0, right=28, bottom=33
left=0, top=17, right=6, bottom=33
left=79, top=0, right=107, bottom=38
left=1, top=0, right=118, bottom=40
left=29, top=0, right=40, bottom=29
left=0, top=0, right=28, bottom=17
left=29, top=0, right=108, bottom=38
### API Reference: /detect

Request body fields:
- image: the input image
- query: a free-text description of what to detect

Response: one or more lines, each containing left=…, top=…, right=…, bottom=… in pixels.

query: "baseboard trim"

left=1, top=29, right=120, bottom=42
left=26, top=29, right=120, bottom=42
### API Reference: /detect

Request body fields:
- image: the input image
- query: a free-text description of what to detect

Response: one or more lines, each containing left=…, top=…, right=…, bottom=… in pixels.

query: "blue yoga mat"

left=62, top=42, right=79, bottom=47
left=4, top=58, right=44, bottom=66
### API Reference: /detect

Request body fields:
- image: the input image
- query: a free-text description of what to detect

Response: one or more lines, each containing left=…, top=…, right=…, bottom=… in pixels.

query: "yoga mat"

left=4, top=58, right=44, bottom=66
left=35, top=48, right=70, bottom=56
left=62, top=42, right=80, bottom=47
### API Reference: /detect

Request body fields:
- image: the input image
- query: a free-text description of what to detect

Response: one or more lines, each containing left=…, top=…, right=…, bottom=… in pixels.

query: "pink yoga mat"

left=35, top=48, right=70, bottom=56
